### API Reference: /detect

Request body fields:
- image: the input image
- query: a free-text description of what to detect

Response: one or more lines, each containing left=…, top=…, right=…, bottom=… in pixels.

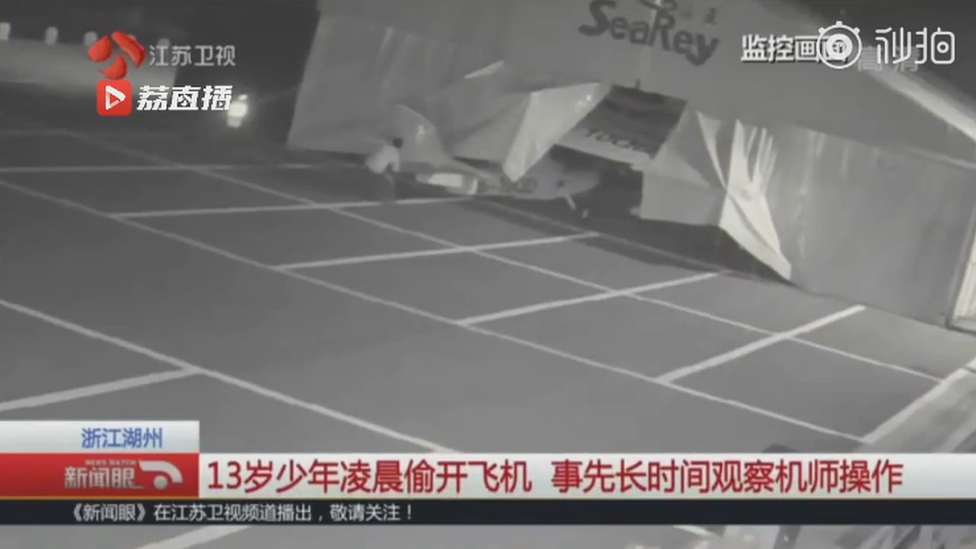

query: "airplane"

left=282, top=57, right=685, bottom=221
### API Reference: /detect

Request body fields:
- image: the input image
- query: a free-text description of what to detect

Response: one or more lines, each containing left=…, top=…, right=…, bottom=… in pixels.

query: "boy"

left=365, top=137, right=403, bottom=202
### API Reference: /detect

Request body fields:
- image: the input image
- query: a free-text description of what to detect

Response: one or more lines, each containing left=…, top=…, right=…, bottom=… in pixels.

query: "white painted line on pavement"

left=861, top=356, right=976, bottom=445
left=0, top=129, right=182, bottom=138
left=280, top=246, right=460, bottom=269
left=24, top=130, right=616, bottom=301
left=84, top=130, right=184, bottom=139
left=481, top=316, right=865, bottom=442
left=116, top=203, right=352, bottom=218
left=279, top=233, right=599, bottom=270
left=5, top=139, right=920, bottom=383
left=0, top=177, right=865, bottom=444
left=636, top=296, right=939, bottom=382
left=0, top=297, right=455, bottom=453
left=0, top=128, right=69, bottom=136
left=0, top=299, right=204, bottom=374
left=639, top=296, right=771, bottom=334
left=0, top=127, right=935, bottom=383
left=136, top=526, right=253, bottom=549
left=657, top=305, right=866, bottom=383
left=0, top=370, right=197, bottom=413
left=56, top=131, right=458, bottom=210
left=0, top=173, right=862, bottom=549
left=4, top=125, right=929, bottom=383
left=323, top=202, right=886, bottom=394
left=319, top=204, right=937, bottom=380
left=458, top=271, right=722, bottom=325
left=0, top=116, right=931, bottom=420
left=325, top=205, right=616, bottom=288
left=469, top=232, right=599, bottom=249
left=675, top=526, right=719, bottom=538
left=114, top=197, right=472, bottom=219
left=64, top=135, right=320, bottom=203
left=0, top=163, right=313, bottom=174
left=365, top=197, right=471, bottom=206
left=473, top=203, right=940, bottom=380
left=794, top=338, right=941, bottom=382
left=44, top=128, right=784, bottom=340
left=27, top=128, right=597, bottom=292
left=484, top=200, right=725, bottom=273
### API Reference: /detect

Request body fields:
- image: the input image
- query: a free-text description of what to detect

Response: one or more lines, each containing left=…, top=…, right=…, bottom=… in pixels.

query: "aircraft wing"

left=556, top=86, right=686, bottom=169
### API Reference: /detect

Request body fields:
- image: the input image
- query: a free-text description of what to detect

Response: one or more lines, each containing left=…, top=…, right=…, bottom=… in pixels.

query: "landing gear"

left=564, top=194, right=591, bottom=222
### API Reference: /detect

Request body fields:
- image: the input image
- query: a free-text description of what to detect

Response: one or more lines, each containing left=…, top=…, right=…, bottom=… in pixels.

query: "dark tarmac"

left=2, top=91, right=976, bottom=549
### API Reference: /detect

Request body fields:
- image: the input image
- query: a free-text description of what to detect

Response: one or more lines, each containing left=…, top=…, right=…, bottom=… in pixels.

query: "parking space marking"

left=0, top=128, right=69, bottom=136
left=640, top=295, right=773, bottom=334
left=0, top=296, right=740, bottom=549
left=90, top=145, right=744, bottom=334
left=275, top=206, right=939, bottom=380
left=0, top=164, right=315, bottom=174
left=0, top=177, right=865, bottom=442
left=657, top=306, right=866, bottom=383
left=24, top=129, right=749, bottom=309
left=116, top=203, right=345, bottom=218
left=862, top=357, right=976, bottom=445
left=0, top=370, right=197, bottom=414
left=637, top=295, right=940, bottom=382
left=457, top=271, right=722, bottom=325
left=278, top=233, right=599, bottom=270
left=0, top=115, right=883, bottom=549
left=23, top=129, right=943, bottom=382
left=81, top=130, right=185, bottom=139
left=0, top=297, right=455, bottom=452
left=789, top=337, right=941, bottom=381
left=485, top=200, right=725, bottom=273
left=482, top=324, right=865, bottom=442
left=0, top=129, right=182, bottom=138
left=59, top=135, right=312, bottom=205
left=114, top=198, right=471, bottom=219
left=369, top=197, right=471, bottom=207
left=30, top=131, right=688, bottom=297
left=136, top=526, right=253, bottom=549
left=328, top=205, right=609, bottom=277
left=481, top=201, right=943, bottom=375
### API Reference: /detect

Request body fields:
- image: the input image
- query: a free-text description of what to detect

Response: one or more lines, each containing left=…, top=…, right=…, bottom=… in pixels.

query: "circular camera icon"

left=816, top=21, right=862, bottom=69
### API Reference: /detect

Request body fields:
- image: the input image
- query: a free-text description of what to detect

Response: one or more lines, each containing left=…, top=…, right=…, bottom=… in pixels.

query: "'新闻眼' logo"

left=578, top=0, right=720, bottom=66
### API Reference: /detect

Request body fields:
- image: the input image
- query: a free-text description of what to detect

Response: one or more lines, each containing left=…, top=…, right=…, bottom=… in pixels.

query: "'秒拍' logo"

left=87, top=31, right=146, bottom=80
left=578, top=0, right=720, bottom=66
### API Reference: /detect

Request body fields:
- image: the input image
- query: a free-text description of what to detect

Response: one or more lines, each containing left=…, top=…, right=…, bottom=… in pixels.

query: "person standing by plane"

left=365, top=137, right=403, bottom=202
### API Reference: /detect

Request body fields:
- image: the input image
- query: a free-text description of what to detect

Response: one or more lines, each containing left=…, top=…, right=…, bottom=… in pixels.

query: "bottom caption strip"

left=3, top=499, right=976, bottom=525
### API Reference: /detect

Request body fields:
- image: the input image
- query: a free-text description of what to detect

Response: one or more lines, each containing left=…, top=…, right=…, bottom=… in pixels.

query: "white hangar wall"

left=293, top=0, right=976, bottom=328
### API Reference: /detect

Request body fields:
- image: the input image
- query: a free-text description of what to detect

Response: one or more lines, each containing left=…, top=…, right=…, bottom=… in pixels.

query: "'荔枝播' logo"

left=578, top=0, right=720, bottom=66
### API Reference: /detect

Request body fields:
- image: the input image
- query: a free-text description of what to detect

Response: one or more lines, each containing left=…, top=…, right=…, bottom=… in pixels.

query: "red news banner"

left=203, top=453, right=909, bottom=497
left=1, top=417, right=975, bottom=525
left=0, top=453, right=198, bottom=498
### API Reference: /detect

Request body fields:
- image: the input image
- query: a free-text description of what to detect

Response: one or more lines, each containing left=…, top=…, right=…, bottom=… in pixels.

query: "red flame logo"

left=87, top=32, right=146, bottom=80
